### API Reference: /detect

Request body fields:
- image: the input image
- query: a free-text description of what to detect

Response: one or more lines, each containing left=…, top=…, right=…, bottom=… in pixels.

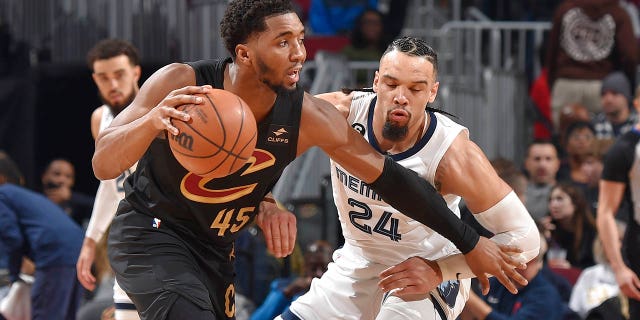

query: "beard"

left=99, top=85, right=136, bottom=117
left=256, top=57, right=295, bottom=93
left=382, top=110, right=410, bottom=141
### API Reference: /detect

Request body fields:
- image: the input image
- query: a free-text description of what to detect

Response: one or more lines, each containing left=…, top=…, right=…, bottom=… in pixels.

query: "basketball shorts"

left=113, top=279, right=139, bottom=320
left=285, top=244, right=470, bottom=320
left=108, top=208, right=237, bottom=320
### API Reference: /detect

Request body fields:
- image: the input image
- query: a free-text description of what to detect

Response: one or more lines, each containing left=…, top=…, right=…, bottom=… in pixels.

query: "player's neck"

left=225, top=63, right=277, bottom=122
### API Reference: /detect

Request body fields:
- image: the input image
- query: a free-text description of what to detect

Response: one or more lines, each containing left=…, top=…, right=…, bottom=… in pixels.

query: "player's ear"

left=428, top=81, right=440, bottom=103
left=372, top=71, right=380, bottom=93
left=132, top=65, right=142, bottom=83
left=236, top=44, right=251, bottom=65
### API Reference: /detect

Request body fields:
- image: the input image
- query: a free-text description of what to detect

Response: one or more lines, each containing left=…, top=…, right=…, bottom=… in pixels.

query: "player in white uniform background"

left=76, top=39, right=141, bottom=320
left=281, top=36, right=540, bottom=320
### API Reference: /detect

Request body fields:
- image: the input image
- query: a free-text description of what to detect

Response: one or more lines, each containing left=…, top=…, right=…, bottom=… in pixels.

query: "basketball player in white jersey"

left=76, top=39, right=141, bottom=320
left=279, top=36, right=540, bottom=320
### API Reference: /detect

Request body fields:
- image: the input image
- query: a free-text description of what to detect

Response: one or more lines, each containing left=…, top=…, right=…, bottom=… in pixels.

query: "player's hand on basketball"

left=613, top=264, right=640, bottom=301
left=77, top=237, right=97, bottom=291
left=149, top=85, right=212, bottom=135
left=464, top=236, right=527, bottom=295
left=378, top=256, right=440, bottom=301
left=256, top=199, right=296, bottom=258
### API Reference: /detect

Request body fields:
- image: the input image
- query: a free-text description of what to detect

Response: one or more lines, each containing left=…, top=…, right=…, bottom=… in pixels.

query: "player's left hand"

left=378, top=256, right=439, bottom=301
left=256, top=200, right=296, bottom=258
left=465, top=237, right=527, bottom=295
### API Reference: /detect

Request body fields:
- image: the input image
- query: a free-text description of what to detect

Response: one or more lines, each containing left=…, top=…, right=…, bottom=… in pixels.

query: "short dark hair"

left=0, top=151, right=24, bottom=185
left=220, top=0, right=295, bottom=59
left=526, top=139, right=558, bottom=158
left=383, top=36, right=438, bottom=76
left=86, top=38, right=140, bottom=70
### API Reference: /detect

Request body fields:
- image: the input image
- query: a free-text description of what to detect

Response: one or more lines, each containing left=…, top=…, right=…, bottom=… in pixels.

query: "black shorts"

left=108, top=208, right=237, bottom=320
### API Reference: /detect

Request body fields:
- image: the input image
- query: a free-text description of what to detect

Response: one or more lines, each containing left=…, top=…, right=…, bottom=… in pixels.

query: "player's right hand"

left=614, top=264, right=640, bottom=301
left=77, top=237, right=97, bottom=291
left=148, top=85, right=212, bottom=135
left=464, top=236, right=527, bottom=295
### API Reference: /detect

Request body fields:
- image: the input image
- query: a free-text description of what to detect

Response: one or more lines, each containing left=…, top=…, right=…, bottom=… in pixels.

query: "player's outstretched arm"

left=432, top=133, right=539, bottom=293
left=93, top=63, right=209, bottom=180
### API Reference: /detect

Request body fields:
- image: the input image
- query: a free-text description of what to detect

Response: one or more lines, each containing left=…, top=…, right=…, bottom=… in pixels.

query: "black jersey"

left=120, top=58, right=303, bottom=247
left=601, top=128, right=640, bottom=275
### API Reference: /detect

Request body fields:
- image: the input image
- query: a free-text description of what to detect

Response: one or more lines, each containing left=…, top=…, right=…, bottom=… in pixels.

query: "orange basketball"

left=169, top=89, right=257, bottom=178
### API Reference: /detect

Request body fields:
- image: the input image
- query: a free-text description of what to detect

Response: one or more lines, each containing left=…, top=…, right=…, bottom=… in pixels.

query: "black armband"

left=369, top=156, right=480, bottom=254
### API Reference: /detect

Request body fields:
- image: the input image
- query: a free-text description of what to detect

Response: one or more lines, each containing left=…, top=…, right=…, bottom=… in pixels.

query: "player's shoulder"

left=150, top=62, right=195, bottom=85
left=91, top=105, right=106, bottom=121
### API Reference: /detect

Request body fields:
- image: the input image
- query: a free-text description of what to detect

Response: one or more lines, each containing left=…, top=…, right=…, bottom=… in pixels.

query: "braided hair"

left=342, top=36, right=455, bottom=118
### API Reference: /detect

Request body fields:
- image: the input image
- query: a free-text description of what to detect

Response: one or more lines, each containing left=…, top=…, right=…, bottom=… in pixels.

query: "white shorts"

left=286, top=244, right=470, bottom=320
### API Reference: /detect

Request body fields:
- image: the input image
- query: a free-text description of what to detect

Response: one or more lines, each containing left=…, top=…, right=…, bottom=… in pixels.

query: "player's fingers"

left=378, top=274, right=412, bottom=292
left=625, top=279, right=640, bottom=301
left=164, top=117, right=180, bottom=136
left=275, top=220, right=288, bottom=257
left=503, top=265, right=528, bottom=286
left=500, top=251, right=527, bottom=270
left=379, top=261, right=412, bottom=278
left=270, top=223, right=283, bottom=257
left=262, top=222, right=274, bottom=254
left=495, top=270, right=518, bottom=294
left=477, top=274, right=490, bottom=295
left=287, top=219, right=297, bottom=256
left=496, top=244, right=523, bottom=254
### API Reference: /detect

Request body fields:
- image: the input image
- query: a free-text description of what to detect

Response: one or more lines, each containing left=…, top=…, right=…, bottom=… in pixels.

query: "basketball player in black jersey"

left=92, top=1, right=527, bottom=319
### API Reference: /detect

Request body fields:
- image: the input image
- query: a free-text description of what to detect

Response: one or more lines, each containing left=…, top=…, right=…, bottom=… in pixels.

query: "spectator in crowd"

left=250, top=240, right=333, bottom=320
left=557, top=103, right=591, bottom=149
left=461, top=231, right=564, bottom=320
left=309, top=0, right=378, bottom=35
left=341, top=9, right=389, bottom=86
left=0, top=150, right=84, bottom=320
left=41, top=158, right=94, bottom=227
left=341, top=9, right=388, bottom=61
left=544, top=182, right=597, bottom=270
left=592, top=71, right=638, bottom=141
left=557, top=121, right=597, bottom=184
left=569, top=221, right=626, bottom=318
left=546, top=0, right=638, bottom=128
left=576, top=138, right=618, bottom=218
left=524, top=140, right=561, bottom=221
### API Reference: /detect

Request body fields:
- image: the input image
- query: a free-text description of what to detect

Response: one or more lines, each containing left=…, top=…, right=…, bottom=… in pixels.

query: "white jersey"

left=289, top=92, right=471, bottom=320
left=330, top=92, right=467, bottom=265
left=85, top=105, right=137, bottom=242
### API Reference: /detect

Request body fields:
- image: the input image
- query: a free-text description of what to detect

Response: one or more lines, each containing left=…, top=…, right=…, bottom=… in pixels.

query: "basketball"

left=169, top=89, right=257, bottom=178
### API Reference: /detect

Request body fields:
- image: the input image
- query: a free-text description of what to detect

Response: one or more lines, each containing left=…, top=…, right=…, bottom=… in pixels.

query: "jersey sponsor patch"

left=266, top=125, right=291, bottom=145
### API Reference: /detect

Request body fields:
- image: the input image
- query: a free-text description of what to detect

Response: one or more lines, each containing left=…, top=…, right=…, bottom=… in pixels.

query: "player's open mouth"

left=287, top=68, right=301, bottom=83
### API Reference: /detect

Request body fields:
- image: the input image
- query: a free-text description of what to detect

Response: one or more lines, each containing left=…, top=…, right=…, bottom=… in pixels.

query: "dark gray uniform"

left=108, top=58, right=303, bottom=319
